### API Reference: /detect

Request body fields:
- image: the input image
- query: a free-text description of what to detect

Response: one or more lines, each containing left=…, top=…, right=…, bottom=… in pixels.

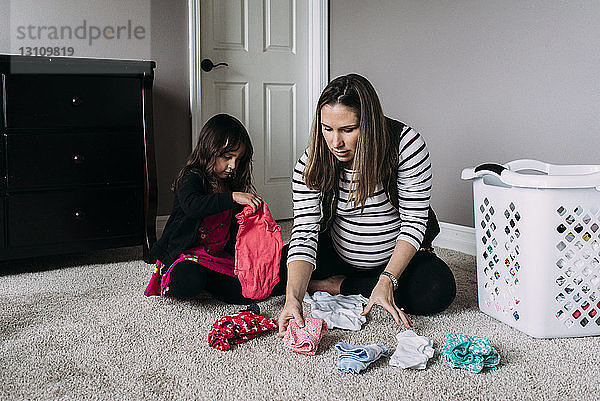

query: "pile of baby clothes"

left=441, top=333, right=500, bottom=373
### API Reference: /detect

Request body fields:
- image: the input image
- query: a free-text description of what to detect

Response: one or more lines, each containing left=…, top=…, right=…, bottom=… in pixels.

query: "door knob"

left=201, top=58, right=229, bottom=72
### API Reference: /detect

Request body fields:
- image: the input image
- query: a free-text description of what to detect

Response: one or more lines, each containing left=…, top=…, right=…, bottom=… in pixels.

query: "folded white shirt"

left=389, top=330, right=435, bottom=370
left=303, top=291, right=369, bottom=331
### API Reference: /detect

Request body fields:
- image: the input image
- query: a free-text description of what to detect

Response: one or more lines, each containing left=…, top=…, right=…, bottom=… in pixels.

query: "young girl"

left=145, top=113, right=272, bottom=304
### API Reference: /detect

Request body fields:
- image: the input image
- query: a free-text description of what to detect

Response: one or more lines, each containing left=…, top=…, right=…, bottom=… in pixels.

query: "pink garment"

left=144, top=261, right=162, bottom=296
left=234, top=203, right=282, bottom=299
left=282, top=318, right=328, bottom=356
left=144, top=209, right=234, bottom=297
left=185, top=209, right=235, bottom=277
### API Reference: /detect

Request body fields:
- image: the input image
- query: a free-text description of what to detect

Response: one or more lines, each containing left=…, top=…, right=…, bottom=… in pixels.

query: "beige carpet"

left=1, top=223, right=599, bottom=400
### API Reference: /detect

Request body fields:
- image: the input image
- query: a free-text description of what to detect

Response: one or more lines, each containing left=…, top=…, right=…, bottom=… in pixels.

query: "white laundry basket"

left=462, top=160, right=600, bottom=338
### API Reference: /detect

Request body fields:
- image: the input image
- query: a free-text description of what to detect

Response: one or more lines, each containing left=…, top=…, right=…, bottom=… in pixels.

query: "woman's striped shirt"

left=287, top=124, right=432, bottom=269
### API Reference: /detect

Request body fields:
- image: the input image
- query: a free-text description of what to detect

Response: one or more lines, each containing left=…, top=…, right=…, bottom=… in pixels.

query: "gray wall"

left=150, top=0, right=190, bottom=215
left=0, top=3, right=7, bottom=51
left=5, top=1, right=600, bottom=225
left=330, top=0, right=600, bottom=227
left=0, top=0, right=189, bottom=215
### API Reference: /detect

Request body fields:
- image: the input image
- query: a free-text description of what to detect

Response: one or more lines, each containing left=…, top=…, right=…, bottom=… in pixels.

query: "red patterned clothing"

left=208, top=311, right=276, bottom=351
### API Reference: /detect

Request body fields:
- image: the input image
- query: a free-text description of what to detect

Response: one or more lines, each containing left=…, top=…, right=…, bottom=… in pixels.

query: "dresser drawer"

left=0, top=134, right=4, bottom=189
left=0, top=198, right=5, bottom=248
left=7, top=188, right=143, bottom=247
left=6, top=132, right=143, bottom=189
left=5, top=74, right=141, bottom=129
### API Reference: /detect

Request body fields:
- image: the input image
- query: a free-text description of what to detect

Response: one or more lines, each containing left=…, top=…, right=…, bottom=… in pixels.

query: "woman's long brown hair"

left=303, top=74, right=393, bottom=211
left=172, top=113, right=254, bottom=193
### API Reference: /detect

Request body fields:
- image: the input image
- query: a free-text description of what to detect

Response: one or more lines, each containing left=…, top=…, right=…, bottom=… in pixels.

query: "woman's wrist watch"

left=380, top=271, right=398, bottom=291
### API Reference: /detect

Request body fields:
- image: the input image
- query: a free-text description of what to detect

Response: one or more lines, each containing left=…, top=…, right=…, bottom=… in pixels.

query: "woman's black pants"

left=280, top=232, right=456, bottom=315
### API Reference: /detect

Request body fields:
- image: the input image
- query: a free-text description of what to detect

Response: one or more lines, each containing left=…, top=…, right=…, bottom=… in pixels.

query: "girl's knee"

left=169, top=262, right=207, bottom=300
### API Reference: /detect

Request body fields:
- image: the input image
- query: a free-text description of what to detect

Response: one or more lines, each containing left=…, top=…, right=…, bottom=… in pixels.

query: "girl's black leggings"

left=166, top=261, right=251, bottom=304
left=280, top=232, right=456, bottom=315
left=168, top=260, right=287, bottom=304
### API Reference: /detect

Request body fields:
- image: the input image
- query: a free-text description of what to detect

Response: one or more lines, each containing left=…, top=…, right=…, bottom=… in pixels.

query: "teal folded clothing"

left=441, top=333, right=500, bottom=373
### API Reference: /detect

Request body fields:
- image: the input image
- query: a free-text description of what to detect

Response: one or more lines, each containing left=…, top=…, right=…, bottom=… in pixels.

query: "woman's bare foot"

left=307, top=275, right=345, bottom=295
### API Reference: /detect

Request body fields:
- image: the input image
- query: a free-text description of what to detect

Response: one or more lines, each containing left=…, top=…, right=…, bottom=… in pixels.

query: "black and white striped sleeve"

left=395, top=126, right=432, bottom=251
left=286, top=150, right=322, bottom=268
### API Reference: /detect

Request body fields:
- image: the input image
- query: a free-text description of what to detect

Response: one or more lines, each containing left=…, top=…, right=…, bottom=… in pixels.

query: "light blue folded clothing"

left=441, top=333, right=500, bottom=373
left=335, top=342, right=389, bottom=374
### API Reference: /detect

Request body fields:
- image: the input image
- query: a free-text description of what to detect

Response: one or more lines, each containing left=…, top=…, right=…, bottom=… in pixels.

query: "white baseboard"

left=156, top=215, right=169, bottom=238
left=433, top=222, right=476, bottom=255
left=155, top=215, right=476, bottom=255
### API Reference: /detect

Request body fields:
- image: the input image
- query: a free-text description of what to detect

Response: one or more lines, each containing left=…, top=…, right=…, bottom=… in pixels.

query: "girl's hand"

left=278, top=298, right=304, bottom=337
left=361, top=276, right=412, bottom=329
left=232, top=192, right=262, bottom=213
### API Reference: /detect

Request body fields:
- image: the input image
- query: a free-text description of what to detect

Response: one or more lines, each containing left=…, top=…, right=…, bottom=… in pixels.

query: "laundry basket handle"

left=462, top=160, right=600, bottom=189
left=474, top=163, right=507, bottom=176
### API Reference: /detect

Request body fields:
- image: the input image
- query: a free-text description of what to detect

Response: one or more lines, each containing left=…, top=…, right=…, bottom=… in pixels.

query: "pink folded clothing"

left=282, top=317, right=328, bottom=356
left=235, top=202, right=282, bottom=299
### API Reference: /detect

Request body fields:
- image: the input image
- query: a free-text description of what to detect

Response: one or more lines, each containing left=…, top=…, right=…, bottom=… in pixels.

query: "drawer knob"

left=72, top=96, right=83, bottom=106
left=72, top=154, right=85, bottom=164
left=74, top=210, right=86, bottom=221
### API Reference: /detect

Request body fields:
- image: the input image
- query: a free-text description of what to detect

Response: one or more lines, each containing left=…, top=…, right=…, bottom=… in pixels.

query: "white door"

left=197, top=0, right=311, bottom=220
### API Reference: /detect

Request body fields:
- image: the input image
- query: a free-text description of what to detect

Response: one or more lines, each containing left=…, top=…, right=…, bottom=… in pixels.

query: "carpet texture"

left=1, top=223, right=599, bottom=400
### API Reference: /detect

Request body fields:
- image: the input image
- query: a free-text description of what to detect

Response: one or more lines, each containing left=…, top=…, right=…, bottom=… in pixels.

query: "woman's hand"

left=279, top=260, right=313, bottom=337
left=232, top=192, right=262, bottom=213
left=278, top=297, right=304, bottom=337
left=361, top=276, right=412, bottom=328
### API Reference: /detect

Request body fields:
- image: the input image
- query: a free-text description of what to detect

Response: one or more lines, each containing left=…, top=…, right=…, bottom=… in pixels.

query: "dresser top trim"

left=0, top=54, right=155, bottom=74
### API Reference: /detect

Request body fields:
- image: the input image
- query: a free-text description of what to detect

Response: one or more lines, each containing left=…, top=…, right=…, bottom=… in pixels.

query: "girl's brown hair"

left=172, top=113, right=254, bottom=193
left=303, top=74, right=394, bottom=210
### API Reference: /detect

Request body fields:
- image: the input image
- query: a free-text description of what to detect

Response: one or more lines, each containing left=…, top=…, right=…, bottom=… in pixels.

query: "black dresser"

left=0, top=55, right=157, bottom=262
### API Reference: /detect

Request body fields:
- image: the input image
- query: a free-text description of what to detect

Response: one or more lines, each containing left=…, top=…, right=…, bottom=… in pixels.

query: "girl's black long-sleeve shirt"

left=150, top=169, right=237, bottom=267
